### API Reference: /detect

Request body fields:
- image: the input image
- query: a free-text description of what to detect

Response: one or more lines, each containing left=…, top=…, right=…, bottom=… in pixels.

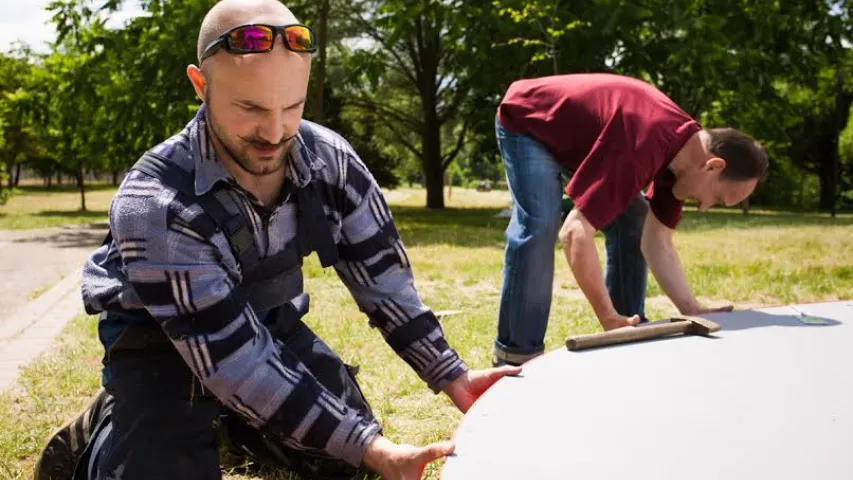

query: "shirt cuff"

left=420, top=350, right=469, bottom=393
left=329, top=412, right=383, bottom=466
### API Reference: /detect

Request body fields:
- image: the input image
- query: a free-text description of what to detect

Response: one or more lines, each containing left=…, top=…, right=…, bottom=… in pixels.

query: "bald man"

left=34, top=1, right=518, bottom=479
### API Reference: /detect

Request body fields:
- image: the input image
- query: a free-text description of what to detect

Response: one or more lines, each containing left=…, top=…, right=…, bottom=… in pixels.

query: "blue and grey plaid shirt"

left=81, top=105, right=468, bottom=465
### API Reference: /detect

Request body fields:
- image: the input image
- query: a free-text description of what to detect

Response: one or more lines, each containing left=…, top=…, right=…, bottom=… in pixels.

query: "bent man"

left=493, top=73, right=767, bottom=366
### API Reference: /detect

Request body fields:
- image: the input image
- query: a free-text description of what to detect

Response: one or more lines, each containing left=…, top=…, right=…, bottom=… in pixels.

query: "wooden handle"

left=566, top=321, right=689, bottom=351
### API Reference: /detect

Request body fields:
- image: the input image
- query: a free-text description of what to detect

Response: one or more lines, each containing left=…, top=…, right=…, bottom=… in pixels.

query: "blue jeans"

left=494, top=119, right=650, bottom=365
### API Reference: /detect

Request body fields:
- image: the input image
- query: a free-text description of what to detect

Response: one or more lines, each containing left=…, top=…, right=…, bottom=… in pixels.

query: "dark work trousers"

left=78, top=305, right=378, bottom=480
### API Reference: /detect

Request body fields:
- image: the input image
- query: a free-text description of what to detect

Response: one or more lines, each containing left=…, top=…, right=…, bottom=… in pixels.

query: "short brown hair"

left=706, top=128, right=768, bottom=182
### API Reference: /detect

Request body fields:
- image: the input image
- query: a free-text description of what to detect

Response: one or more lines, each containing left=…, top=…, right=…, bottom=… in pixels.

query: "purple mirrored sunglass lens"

left=230, top=26, right=274, bottom=51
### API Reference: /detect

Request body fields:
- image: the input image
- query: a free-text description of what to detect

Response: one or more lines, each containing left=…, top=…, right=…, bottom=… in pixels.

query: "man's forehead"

left=218, top=13, right=297, bottom=33
left=214, top=38, right=309, bottom=72
left=208, top=48, right=310, bottom=105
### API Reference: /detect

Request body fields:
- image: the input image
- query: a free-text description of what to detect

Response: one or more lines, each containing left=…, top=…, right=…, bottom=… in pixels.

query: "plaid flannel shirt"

left=81, top=105, right=468, bottom=465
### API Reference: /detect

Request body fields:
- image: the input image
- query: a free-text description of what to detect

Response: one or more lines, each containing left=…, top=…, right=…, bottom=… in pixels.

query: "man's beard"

left=206, top=109, right=294, bottom=177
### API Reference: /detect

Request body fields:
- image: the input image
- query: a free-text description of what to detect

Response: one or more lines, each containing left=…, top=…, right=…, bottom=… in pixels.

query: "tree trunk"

left=112, top=170, right=120, bottom=186
left=6, top=162, right=12, bottom=188
left=830, top=142, right=838, bottom=218
left=310, top=0, right=329, bottom=124
left=419, top=23, right=444, bottom=209
left=830, top=71, right=850, bottom=217
left=76, top=158, right=87, bottom=212
left=422, top=100, right=444, bottom=209
left=740, top=198, right=750, bottom=215
left=13, top=163, right=21, bottom=186
left=424, top=160, right=444, bottom=209
left=817, top=84, right=853, bottom=214
left=817, top=134, right=834, bottom=212
left=56, top=171, right=62, bottom=186
left=813, top=127, right=839, bottom=213
left=818, top=168, right=835, bottom=212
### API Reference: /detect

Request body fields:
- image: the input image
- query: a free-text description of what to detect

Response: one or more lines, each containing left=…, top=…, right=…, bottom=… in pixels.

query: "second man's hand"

left=600, top=312, right=640, bottom=331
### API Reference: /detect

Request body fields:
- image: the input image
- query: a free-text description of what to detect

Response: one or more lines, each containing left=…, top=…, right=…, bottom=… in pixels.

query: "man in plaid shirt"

left=34, top=1, right=518, bottom=479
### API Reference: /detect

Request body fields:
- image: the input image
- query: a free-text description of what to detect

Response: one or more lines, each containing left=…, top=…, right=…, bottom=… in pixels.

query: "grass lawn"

left=0, top=184, right=116, bottom=230
left=1, top=187, right=851, bottom=478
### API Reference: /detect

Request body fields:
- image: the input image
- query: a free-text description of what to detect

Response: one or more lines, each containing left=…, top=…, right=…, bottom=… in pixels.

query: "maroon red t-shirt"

left=497, top=73, right=701, bottom=230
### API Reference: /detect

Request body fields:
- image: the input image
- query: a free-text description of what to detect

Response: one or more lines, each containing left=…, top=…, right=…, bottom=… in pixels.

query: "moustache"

left=241, top=132, right=298, bottom=150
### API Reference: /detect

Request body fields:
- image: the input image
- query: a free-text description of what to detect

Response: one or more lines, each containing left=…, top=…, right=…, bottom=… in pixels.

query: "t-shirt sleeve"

left=564, top=115, right=651, bottom=230
left=645, top=178, right=683, bottom=229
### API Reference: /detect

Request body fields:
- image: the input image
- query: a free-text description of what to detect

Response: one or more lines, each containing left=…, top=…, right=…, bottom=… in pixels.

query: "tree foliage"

left=0, top=0, right=849, bottom=211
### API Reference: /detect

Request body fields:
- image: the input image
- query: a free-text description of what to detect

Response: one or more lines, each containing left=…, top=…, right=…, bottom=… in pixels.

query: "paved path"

left=0, top=222, right=109, bottom=390
left=0, top=223, right=108, bottom=323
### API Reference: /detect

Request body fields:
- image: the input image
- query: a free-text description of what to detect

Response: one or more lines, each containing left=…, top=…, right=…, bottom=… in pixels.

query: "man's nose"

left=256, top=111, right=289, bottom=145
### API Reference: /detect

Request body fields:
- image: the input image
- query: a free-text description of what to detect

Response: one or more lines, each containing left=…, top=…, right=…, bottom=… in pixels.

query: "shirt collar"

left=189, top=103, right=326, bottom=196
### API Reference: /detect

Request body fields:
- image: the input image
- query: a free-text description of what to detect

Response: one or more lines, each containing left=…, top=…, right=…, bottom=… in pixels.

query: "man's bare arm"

left=640, top=212, right=732, bottom=315
left=559, top=209, right=640, bottom=330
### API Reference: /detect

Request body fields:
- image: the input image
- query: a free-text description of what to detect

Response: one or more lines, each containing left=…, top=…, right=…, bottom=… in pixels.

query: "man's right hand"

left=362, top=435, right=455, bottom=479
left=600, top=312, right=641, bottom=331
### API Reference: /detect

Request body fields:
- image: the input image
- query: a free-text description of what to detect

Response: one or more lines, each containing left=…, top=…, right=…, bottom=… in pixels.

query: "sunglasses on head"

left=199, top=23, right=317, bottom=62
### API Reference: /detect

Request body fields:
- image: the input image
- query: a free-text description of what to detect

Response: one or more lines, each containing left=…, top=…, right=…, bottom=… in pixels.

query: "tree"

left=785, top=64, right=853, bottom=213
left=489, top=0, right=853, bottom=211
left=610, top=0, right=853, bottom=212
left=345, top=0, right=496, bottom=208
left=0, top=49, right=39, bottom=198
left=45, top=0, right=215, bottom=192
left=324, top=75, right=402, bottom=188
left=491, top=0, right=597, bottom=76
left=9, top=0, right=850, bottom=213
left=38, top=0, right=125, bottom=211
left=839, top=100, right=853, bottom=208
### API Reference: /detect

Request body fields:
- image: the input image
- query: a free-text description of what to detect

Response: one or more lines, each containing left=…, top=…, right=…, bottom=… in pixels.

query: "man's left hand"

left=442, top=366, right=522, bottom=413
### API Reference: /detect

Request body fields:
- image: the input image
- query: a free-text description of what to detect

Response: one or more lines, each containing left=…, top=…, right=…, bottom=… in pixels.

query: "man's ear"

left=186, top=64, right=207, bottom=101
left=705, top=157, right=726, bottom=173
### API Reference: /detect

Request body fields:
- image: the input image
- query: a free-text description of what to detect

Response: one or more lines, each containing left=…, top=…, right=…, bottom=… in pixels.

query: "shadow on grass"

left=14, top=184, right=118, bottom=195
left=391, top=205, right=853, bottom=248
left=678, top=209, right=853, bottom=232
left=392, top=206, right=507, bottom=248
left=10, top=204, right=843, bottom=250
left=35, top=209, right=109, bottom=218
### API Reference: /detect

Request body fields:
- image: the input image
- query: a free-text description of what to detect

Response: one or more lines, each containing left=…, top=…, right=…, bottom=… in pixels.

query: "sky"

left=0, top=0, right=146, bottom=53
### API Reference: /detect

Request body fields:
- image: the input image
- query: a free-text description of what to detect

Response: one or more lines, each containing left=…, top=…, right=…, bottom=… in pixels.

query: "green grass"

left=0, top=315, right=102, bottom=479
left=1, top=187, right=852, bottom=478
left=0, top=184, right=116, bottom=230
